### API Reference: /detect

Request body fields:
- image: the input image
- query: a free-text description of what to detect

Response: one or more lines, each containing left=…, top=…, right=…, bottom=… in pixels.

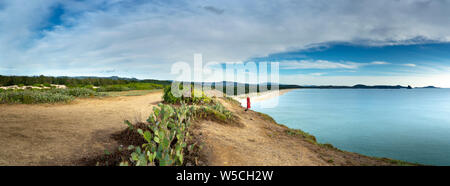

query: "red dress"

left=246, top=97, right=251, bottom=109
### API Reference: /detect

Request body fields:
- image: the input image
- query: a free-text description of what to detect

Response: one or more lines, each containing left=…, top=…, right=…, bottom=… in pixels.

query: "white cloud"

left=403, top=63, right=417, bottom=67
left=280, top=59, right=390, bottom=69
left=310, top=73, right=326, bottom=76
left=0, top=0, right=450, bottom=79
left=371, top=61, right=390, bottom=65
left=280, top=60, right=362, bottom=69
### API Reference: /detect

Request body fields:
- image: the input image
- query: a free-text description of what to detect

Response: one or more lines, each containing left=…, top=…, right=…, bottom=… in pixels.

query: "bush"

left=97, top=85, right=131, bottom=92
left=0, top=88, right=100, bottom=104
left=122, top=103, right=196, bottom=166
left=118, top=100, right=234, bottom=166
left=97, top=83, right=164, bottom=92
left=50, top=88, right=98, bottom=97
left=0, top=90, right=74, bottom=104
left=162, top=86, right=179, bottom=104
left=163, top=86, right=211, bottom=105
left=286, top=128, right=317, bottom=144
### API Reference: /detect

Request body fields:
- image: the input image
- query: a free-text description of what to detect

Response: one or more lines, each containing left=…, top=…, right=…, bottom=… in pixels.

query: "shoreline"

left=224, top=89, right=419, bottom=166
left=232, top=88, right=297, bottom=106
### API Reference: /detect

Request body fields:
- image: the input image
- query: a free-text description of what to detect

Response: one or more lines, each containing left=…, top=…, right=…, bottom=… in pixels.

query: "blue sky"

left=1, top=0, right=450, bottom=87
left=253, top=41, right=450, bottom=76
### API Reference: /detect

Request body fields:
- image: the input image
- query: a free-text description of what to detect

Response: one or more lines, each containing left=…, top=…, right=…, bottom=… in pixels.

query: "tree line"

left=0, top=75, right=139, bottom=87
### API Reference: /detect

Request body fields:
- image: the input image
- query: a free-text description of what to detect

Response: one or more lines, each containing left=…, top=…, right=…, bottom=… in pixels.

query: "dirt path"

left=0, top=91, right=163, bottom=166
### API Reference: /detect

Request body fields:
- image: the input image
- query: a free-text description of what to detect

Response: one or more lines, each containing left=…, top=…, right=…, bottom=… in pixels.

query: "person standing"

left=246, top=96, right=251, bottom=111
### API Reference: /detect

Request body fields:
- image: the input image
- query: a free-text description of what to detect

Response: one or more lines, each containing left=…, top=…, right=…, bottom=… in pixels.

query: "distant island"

left=417, top=86, right=440, bottom=89
left=282, top=84, right=440, bottom=89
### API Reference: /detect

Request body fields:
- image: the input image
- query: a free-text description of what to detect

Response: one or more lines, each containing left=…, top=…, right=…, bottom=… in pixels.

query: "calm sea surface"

left=251, top=89, right=450, bottom=165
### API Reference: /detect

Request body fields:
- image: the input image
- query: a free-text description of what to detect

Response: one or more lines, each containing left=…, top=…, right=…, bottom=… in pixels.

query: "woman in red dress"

left=246, top=96, right=251, bottom=111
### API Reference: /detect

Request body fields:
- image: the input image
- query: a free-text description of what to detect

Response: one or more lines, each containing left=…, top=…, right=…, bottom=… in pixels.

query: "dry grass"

left=0, top=90, right=162, bottom=165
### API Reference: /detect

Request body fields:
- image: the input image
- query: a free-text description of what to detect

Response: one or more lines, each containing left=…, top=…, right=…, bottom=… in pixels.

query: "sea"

left=251, top=88, right=450, bottom=165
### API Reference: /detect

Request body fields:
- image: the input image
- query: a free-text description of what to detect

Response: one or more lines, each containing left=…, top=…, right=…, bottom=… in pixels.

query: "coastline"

left=232, top=88, right=296, bottom=106
left=221, top=89, right=419, bottom=166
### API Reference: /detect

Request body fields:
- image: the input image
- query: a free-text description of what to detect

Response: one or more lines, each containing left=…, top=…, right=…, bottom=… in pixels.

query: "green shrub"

left=120, top=101, right=234, bottom=166
left=97, top=83, right=164, bottom=92
left=162, top=86, right=179, bottom=104
left=97, top=85, right=131, bottom=92
left=286, top=128, right=343, bottom=151
left=286, top=128, right=317, bottom=144
left=0, top=88, right=100, bottom=104
left=0, top=90, right=74, bottom=104
left=49, top=88, right=98, bottom=97
left=163, top=86, right=211, bottom=105
left=224, top=97, right=241, bottom=106
left=123, top=103, right=196, bottom=166
left=192, top=102, right=234, bottom=123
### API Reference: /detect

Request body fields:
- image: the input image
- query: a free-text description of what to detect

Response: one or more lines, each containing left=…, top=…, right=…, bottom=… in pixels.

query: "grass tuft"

left=286, top=128, right=317, bottom=144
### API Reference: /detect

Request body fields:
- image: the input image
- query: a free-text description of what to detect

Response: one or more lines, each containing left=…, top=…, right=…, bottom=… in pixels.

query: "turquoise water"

left=251, top=89, right=450, bottom=165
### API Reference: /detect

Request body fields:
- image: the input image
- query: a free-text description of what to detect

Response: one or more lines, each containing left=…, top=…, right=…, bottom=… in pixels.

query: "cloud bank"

left=0, top=0, right=449, bottom=83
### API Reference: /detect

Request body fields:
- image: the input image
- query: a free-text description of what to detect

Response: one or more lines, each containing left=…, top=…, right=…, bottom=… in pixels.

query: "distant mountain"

left=416, top=86, right=440, bottom=89
left=60, top=76, right=138, bottom=81
left=58, top=76, right=173, bottom=85
left=293, top=84, right=418, bottom=89
left=1, top=74, right=440, bottom=89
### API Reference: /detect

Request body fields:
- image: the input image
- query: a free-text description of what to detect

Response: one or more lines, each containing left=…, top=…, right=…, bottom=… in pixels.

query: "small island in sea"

left=278, top=84, right=440, bottom=89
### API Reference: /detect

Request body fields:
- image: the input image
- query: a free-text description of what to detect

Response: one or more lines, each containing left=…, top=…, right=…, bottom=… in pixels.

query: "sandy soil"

left=0, top=89, right=411, bottom=166
left=0, top=90, right=163, bottom=166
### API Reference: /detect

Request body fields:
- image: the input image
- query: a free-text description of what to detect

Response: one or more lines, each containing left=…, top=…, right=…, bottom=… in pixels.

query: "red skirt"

left=246, top=98, right=251, bottom=109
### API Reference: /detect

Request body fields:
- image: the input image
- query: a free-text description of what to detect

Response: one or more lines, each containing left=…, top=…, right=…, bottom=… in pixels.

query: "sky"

left=1, top=0, right=450, bottom=87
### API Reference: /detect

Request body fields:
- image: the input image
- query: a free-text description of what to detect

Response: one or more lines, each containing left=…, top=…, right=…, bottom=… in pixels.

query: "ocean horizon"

left=252, top=88, right=450, bottom=165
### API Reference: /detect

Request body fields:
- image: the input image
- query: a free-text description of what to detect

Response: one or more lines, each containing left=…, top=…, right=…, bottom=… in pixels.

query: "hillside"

left=0, top=90, right=416, bottom=166
left=192, top=97, right=416, bottom=166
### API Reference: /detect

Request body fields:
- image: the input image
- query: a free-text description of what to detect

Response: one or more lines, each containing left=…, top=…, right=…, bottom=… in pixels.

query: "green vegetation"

left=162, top=86, right=211, bottom=105
left=122, top=103, right=195, bottom=166
left=286, top=128, right=318, bottom=144
left=0, top=75, right=130, bottom=87
left=48, top=88, right=99, bottom=97
left=286, top=128, right=342, bottom=151
left=376, top=157, right=422, bottom=166
left=195, top=103, right=234, bottom=123
left=96, top=83, right=164, bottom=92
left=0, top=75, right=167, bottom=104
left=0, top=75, right=170, bottom=88
left=162, top=85, right=234, bottom=122
left=116, top=99, right=234, bottom=166
left=256, top=112, right=277, bottom=124
left=0, top=90, right=74, bottom=104
left=0, top=88, right=101, bottom=104
left=224, top=96, right=242, bottom=106
left=102, top=90, right=160, bottom=97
